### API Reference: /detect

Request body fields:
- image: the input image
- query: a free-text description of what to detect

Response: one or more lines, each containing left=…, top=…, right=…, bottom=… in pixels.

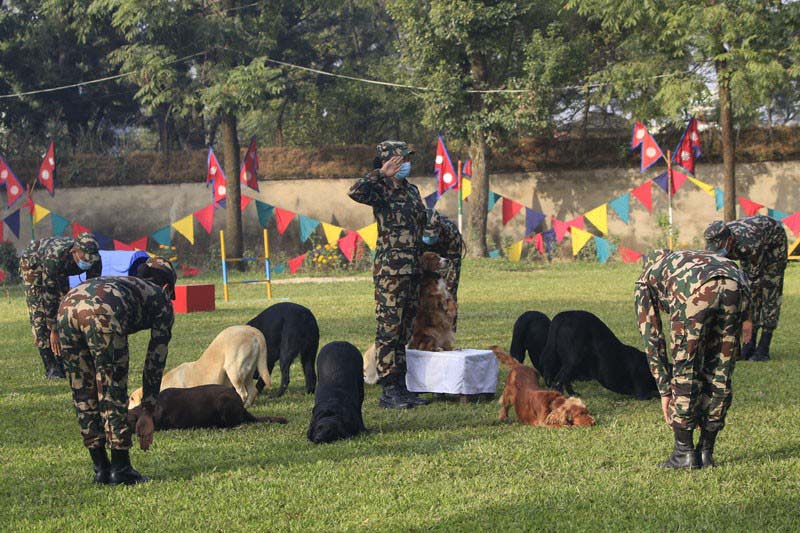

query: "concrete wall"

left=4, top=160, right=799, bottom=260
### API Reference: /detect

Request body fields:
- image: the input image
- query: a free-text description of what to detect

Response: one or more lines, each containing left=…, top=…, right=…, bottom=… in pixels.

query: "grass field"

left=1, top=259, right=798, bottom=531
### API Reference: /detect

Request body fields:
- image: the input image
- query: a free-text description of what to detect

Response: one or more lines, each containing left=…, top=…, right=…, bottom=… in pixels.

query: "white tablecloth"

left=405, top=349, right=498, bottom=395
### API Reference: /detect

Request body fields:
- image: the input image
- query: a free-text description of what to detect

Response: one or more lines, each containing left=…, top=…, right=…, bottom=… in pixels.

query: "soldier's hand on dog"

left=136, top=413, right=155, bottom=451
left=380, top=156, right=404, bottom=178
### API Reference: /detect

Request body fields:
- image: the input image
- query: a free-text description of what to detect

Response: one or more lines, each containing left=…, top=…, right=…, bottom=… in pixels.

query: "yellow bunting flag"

left=172, top=214, right=195, bottom=245
left=687, top=176, right=715, bottom=196
left=32, top=204, right=51, bottom=225
left=584, top=204, right=608, bottom=235
left=507, top=240, right=523, bottom=262
left=461, top=178, right=472, bottom=200
left=322, top=222, right=342, bottom=245
left=357, top=223, right=378, bottom=251
left=571, top=227, right=593, bottom=256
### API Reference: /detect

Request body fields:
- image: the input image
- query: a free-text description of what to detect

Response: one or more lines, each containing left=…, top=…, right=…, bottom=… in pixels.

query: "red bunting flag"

left=782, top=212, right=800, bottom=236
left=38, top=141, right=56, bottom=195
left=566, top=216, right=585, bottom=231
left=194, top=204, right=215, bottom=234
left=619, top=247, right=643, bottom=263
left=114, top=240, right=134, bottom=251
left=672, top=118, right=700, bottom=175
left=0, top=156, right=25, bottom=207
left=640, top=132, right=664, bottom=171
left=435, top=135, right=458, bottom=195
left=533, top=233, right=544, bottom=254
left=631, top=121, right=648, bottom=149
left=22, top=196, right=35, bottom=215
left=240, top=137, right=259, bottom=191
left=274, top=207, right=295, bottom=235
left=632, top=181, right=653, bottom=212
left=462, top=159, right=472, bottom=177
left=338, top=231, right=359, bottom=262
left=671, top=169, right=688, bottom=195
left=240, top=195, right=252, bottom=212
left=130, top=236, right=148, bottom=251
left=72, top=222, right=91, bottom=237
left=551, top=217, right=568, bottom=243
left=502, top=198, right=524, bottom=225
left=0, top=269, right=5, bottom=283
left=737, top=197, right=764, bottom=217
left=288, top=253, right=306, bottom=274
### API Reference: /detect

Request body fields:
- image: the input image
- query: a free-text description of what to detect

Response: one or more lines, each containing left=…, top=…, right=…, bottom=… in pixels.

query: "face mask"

left=395, top=162, right=411, bottom=180
left=76, top=259, right=93, bottom=271
left=422, top=235, right=439, bottom=245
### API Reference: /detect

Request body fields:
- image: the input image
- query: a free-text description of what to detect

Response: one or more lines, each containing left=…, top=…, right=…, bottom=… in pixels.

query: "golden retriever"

left=128, top=325, right=270, bottom=409
left=409, top=251, right=457, bottom=351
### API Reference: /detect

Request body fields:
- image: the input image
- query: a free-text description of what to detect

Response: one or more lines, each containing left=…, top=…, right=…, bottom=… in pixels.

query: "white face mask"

left=395, top=162, right=411, bottom=179
left=76, top=259, right=93, bottom=271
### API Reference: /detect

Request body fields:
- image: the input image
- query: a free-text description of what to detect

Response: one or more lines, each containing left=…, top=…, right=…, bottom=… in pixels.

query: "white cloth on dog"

left=405, top=349, right=498, bottom=395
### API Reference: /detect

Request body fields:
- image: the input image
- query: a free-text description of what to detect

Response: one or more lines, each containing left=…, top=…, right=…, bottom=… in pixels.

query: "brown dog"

left=492, top=346, right=595, bottom=428
left=409, top=252, right=456, bottom=351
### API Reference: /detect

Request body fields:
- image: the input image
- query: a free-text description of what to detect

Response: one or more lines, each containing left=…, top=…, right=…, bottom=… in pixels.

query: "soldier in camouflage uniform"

left=635, top=250, right=751, bottom=469
left=56, top=256, right=176, bottom=485
left=704, top=216, right=787, bottom=361
left=422, top=209, right=464, bottom=330
left=348, top=140, right=429, bottom=409
left=19, top=233, right=102, bottom=379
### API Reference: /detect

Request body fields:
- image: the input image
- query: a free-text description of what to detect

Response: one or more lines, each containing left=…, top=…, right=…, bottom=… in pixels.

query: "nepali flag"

left=631, top=121, right=648, bottom=149
left=435, top=135, right=458, bottom=195
left=38, top=141, right=56, bottom=195
left=462, top=158, right=472, bottom=177
left=207, top=147, right=227, bottom=206
left=640, top=131, right=664, bottom=172
left=0, top=156, right=25, bottom=207
left=240, top=136, right=259, bottom=192
left=672, top=117, right=701, bottom=175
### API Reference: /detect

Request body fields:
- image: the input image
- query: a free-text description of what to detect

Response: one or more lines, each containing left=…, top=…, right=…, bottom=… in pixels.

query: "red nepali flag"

left=672, top=117, right=701, bottom=175
left=240, top=136, right=259, bottom=191
left=640, top=132, right=664, bottom=172
left=435, top=135, right=458, bottom=195
left=0, top=156, right=25, bottom=207
left=462, top=158, right=472, bottom=177
left=38, top=141, right=56, bottom=195
left=631, top=121, right=648, bottom=149
left=207, top=147, right=227, bottom=206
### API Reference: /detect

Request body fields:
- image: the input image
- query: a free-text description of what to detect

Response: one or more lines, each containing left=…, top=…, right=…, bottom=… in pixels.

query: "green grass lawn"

left=1, top=260, right=798, bottom=531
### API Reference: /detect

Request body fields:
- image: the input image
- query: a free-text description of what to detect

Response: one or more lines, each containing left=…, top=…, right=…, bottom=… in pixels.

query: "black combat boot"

left=379, top=373, right=414, bottom=409
left=750, top=329, right=773, bottom=362
left=658, top=427, right=699, bottom=469
left=741, top=327, right=758, bottom=360
left=89, top=447, right=111, bottom=484
left=695, top=428, right=719, bottom=468
left=109, top=449, right=149, bottom=486
left=396, top=374, right=431, bottom=406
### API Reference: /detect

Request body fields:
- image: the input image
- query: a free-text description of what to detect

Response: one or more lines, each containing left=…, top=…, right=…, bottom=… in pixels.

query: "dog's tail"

left=241, top=409, right=288, bottom=424
left=254, top=331, right=271, bottom=390
left=491, top=345, right=520, bottom=368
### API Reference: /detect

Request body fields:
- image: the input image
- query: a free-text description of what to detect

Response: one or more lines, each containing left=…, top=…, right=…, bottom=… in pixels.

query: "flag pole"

left=26, top=184, right=35, bottom=241
left=457, top=160, right=463, bottom=233
left=666, top=150, right=674, bottom=250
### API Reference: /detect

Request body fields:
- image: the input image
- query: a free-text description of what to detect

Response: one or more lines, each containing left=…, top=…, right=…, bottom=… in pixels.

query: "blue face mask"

left=395, top=162, right=411, bottom=180
left=76, top=259, right=93, bottom=271
left=422, top=235, right=439, bottom=245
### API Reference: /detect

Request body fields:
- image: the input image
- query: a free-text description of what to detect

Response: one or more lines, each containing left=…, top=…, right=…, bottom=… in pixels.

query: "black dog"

left=539, top=310, right=658, bottom=400
left=127, top=385, right=287, bottom=430
left=247, top=302, right=319, bottom=397
left=307, top=341, right=366, bottom=444
left=509, top=311, right=551, bottom=368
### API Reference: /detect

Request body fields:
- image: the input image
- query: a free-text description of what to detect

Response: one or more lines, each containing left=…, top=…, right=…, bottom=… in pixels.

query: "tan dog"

left=128, top=325, right=270, bottom=409
left=363, top=343, right=379, bottom=385
left=409, top=251, right=456, bottom=351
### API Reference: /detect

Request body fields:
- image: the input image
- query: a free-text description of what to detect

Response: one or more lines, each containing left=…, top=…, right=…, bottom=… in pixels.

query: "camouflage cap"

left=704, top=220, right=732, bottom=249
left=376, top=140, right=414, bottom=162
left=145, top=256, right=177, bottom=287
left=73, top=233, right=100, bottom=264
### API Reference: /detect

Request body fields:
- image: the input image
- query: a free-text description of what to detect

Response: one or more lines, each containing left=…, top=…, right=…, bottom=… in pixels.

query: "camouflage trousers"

left=23, top=286, right=51, bottom=350
left=750, top=263, right=786, bottom=331
left=57, top=305, right=132, bottom=450
left=374, top=274, right=420, bottom=379
left=668, top=277, right=745, bottom=432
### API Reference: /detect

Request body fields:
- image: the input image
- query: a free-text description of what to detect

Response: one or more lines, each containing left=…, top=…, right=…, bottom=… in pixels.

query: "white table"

left=405, top=348, right=498, bottom=395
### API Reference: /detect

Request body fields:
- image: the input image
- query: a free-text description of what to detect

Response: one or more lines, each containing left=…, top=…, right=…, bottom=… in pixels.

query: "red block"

left=173, top=284, right=215, bottom=314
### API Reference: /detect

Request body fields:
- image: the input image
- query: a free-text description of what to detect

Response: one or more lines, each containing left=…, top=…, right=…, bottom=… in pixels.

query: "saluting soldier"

left=635, top=250, right=751, bottom=469
left=422, top=209, right=464, bottom=329
left=19, top=233, right=102, bottom=378
left=56, top=256, right=176, bottom=485
left=348, top=140, right=429, bottom=409
left=704, top=215, right=787, bottom=361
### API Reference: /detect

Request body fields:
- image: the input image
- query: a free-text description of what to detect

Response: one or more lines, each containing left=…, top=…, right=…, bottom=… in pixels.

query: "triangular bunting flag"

left=533, top=233, right=544, bottom=254
left=767, top=208, right=788, bottom=221
left=322, top=222, right=342, bottom=245
left=462, top=159, right=472, bottom=177
left=94, top=233, right=114, bottom=250
left=288, top=253, right=306, bottom=274
left=737, top=197, right=764, bottom=217
left=73, top=222, right=91, bottom=237
left=672, top=169, right=688, bottom=194
left=542, top=229, right=557, bottom=252
left=507, top=240, right=523, bottom=262
left=0, top=156, right=25, bottom=207
left=640, top=133, right=664, bottom=172
left=687, top=176, right=715, bottom=196
left=130, top=236, right=148, bottom=251
left=435, top=135, right=458, bottom=195
left=240, top=195, right=252, bottom=212
left=240, top=136, right=259, bottom=191
left=714, top=188, right=724, bottom=211
left=570, top=226, right=593, bottom=256
left=338, top=231, right=359, bottom=262
left=461, top=178, right=472, bottom=201
left=551, top=217, right=568, bottom=243
left=298, top=215, right=320, bottom=243
left=151, top=226, right=172, bottom=247
left=3, top=209, right=20, bottom=238
left=488, top=191, right=501, bottom=212
left=502, top=198, right=524, bottom=225
left=272, top=263, right=286, bottom=274
left=114, top=240, right=134, bottom=251
left=424, top=191, right=438, bottom=210
left=782, top=212, right=800, bottom=237
left=488, top=249, right=501, bottom=258
left=256, top=200, right=274, bottom=228
left=566, top=216, right=585, bottom=231
left=609, top=193, right=630, bottom=224
left=632, top=181, right=653, bottom=212
left=274, top=208, right=295, bottom=235
left=32, top=204, right=51, bottom=225
left=653, top=172, right=669, bottom=194
left=38, top=141, right=56, bottom=195
left=357, top=223, right=378, bottom=251
left=172, top=214, right=195, bottom=245
left=51, top=213, right=70, bottom=236
left=594, top=236, right=614, bottom=263
left=525, top=209, right=546, bottom=236
left=584, top=205, right=608, bottom=234
left=194, top=204, right=215, bottom=234
left=619, top=247, right=643, bottom=264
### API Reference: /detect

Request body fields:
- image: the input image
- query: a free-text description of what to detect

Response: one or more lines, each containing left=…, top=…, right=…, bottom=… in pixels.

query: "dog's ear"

left=544, top=395, right=569, bottom=426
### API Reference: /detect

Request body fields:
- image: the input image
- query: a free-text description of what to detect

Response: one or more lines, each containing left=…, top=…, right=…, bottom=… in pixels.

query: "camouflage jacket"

left=21, top=237, right=103, bottom=328
left=59, top=276, right=174, bottom=413
left=348, top=170, right=427, bottom=276
left=634, top=250, right=750, bottom=396
left=423, top=214, right=464, bottom=262
left=725, top=215, right=788, bottom=280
